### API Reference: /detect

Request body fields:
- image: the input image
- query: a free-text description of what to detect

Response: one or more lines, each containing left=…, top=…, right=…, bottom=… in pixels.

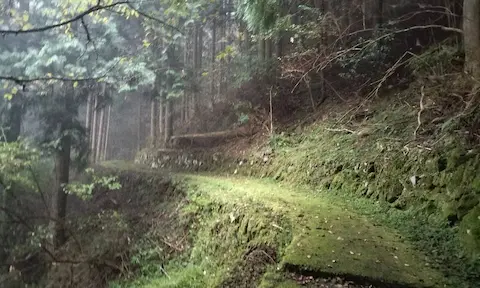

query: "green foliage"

left=65, top=168, right=121, bottom=200
left=268, top=133, right=291, bottom=149
left=237, top=113, right=249, bottom=125
left=237, top=0, right=280, bottom=33
left=337, top=36, right=393, bottom=81
left=216, top=45, right=236, bottom=61
left=0, top=140, right=39, bottom=189
left=407, top=41, right=462, bottom=76
left=130, top=238, right=166, bottom=277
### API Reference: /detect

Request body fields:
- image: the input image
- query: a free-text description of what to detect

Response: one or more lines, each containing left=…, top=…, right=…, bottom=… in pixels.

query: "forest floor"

left=114, top=169, right=448, bottom=288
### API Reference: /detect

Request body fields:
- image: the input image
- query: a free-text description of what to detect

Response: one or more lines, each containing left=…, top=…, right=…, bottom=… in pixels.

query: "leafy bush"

left=65, top=168, right=121, bottom=200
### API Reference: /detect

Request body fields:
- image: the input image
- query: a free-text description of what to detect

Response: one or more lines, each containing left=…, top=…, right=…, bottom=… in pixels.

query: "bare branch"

left=81, top=17, right=92, bottom=43
left=125, top=3, right=184, bottom=34
left=0, top=75, right=98, bottom=83
left=414, top=86, right=426, bottom=139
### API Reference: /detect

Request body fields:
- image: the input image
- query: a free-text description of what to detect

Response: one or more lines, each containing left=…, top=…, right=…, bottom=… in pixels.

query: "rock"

left=410, top=175, right=417, bottom=186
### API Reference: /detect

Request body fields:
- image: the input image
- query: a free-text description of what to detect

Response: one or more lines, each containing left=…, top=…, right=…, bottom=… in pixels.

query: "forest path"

left=180, top=174, right=446, bottom=287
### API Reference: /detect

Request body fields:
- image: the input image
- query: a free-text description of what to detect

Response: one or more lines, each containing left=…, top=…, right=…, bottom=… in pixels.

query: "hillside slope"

left=136, top=72, right=480, bottom=286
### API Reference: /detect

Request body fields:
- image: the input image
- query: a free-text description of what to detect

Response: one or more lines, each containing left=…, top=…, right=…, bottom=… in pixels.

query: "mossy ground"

left=173, top=175, right=446, bottom=287
left=112, top=173, right=291, bottom=288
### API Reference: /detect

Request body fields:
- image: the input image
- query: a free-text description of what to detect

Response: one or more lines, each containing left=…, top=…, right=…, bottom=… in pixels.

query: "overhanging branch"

left=126, top=3, right=184, bottom=34
left=0, top=75, right=100, bottom=84
left=0, top=1, right=129, bottom=35
left=0, top=1, right=183, bottom=35
left=0, top=59, right=120, bottom=83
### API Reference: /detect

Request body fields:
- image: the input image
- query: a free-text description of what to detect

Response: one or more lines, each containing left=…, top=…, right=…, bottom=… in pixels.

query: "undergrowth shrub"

left=407, top=40, right=463, bottom=76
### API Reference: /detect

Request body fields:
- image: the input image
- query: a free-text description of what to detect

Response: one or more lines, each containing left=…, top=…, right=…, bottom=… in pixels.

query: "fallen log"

left=170, top=127, right=254, bottom=148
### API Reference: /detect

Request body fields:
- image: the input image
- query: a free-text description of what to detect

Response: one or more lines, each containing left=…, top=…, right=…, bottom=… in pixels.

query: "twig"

left=159, top=265, right=171, bottom=279
left=258, top=250, right=276, bottom=264
left=0, top=127, right=7, bottom=142
left=324, top=79, right=347, bottom=102
left=414, top=85, right=425, bottom=139
left=125, top=3, right=184, bottom=34
left=304, top=77, right=316, bottom=113
left=269, top=86, right=274, bottom=135
left=162, top=239, right=182, bottom=252
left=371, top=51, right=413, bottom=98
left=271, top=223, right=283, bottom=230
left=325, top=128, right=355, bottom=134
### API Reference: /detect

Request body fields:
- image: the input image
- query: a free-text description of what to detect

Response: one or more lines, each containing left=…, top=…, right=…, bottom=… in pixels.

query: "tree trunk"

left=314, top=0, right=326, bottom=104
left=5, top=93, right=23, bottom=142
left=244, top=25, right=250, bottom=52
left=258, top=37, right=266, bottom=61
left=90, top=94, right=98, bottom=162
left=50, top=85, right=74, bottom=249
left=197, top=24, right=203, bottom=73
left=51, top=127, right=71, bottom=248
left=182, top=35, right=188, bottom=123
left=0, top=182, right=12, bottom=274
left=219, top=8, right=227, bottom=97
left=362, top=0, right=367, bottom=29
left=150, top=98, right=157, bottom=147
left=275, top=34, right=283, bottom=58
left=211, top=17, right=217, bottom=108
left=463, top=0, right=480, bottom=79
left=95, top=108, right=104, bottom=163
left=265, top=38, right=273, bottom=60
left=103, top=105, right=111, bottom=161
left=197, top=23, right=203, bottom=112
left=165, top=45, right=176, bottom=145
left=94, top=84, right=106, bottom=162
left=192, top=23, right=200, bottom=117
left=164, top=100, right=173, bottom=146
left=137, top=101, right=142, bottom=152
left=85, top=92, right=92, bottom=146
left=374, top=0, right=384, bottom=35
left=159, top=95, right=164, bottom=147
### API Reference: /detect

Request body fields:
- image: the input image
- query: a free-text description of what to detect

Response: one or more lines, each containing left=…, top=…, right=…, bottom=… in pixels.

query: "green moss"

left=180, top=175, right=446, bottom=287
left=456, top=193, right=480, bottom=220
left=459, top=205, right=480, bottom=257
left=386, top=182, right=403, bottom=203
left=121, top=266, right=207, bottom=288
left=259, top=270, right=299, bottom=288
